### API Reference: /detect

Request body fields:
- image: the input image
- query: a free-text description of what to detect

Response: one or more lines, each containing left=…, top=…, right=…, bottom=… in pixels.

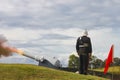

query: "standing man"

left=76, top=30, right=92, bottom=75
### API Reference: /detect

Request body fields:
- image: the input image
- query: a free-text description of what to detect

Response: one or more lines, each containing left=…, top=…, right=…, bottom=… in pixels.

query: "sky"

left=0, top=0, right=120, bottom=67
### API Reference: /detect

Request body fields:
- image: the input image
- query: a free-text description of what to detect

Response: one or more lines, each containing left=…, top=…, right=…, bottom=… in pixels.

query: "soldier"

left=76, top=30, right=92, bottom=75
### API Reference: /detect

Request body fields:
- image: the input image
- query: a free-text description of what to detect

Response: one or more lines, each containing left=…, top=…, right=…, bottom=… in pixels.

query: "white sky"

left=0, top=0, right=120, bottom=67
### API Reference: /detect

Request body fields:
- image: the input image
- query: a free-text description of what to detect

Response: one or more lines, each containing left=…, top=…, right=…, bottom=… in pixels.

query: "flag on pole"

left=104, top=45, right=114, bottom=74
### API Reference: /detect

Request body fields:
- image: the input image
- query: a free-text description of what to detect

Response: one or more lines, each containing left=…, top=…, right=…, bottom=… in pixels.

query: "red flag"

left=104, top=45, right=114, bottom=74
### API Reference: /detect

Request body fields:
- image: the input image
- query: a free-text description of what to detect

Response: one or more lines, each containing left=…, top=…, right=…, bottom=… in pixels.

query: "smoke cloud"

left=0, top=34, right=24, bottom=58
left=0, top=34, right=12, bottom=57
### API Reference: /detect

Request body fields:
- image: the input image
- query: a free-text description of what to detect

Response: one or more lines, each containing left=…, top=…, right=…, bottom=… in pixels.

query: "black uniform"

left=76, top=36, right=92, bottom=74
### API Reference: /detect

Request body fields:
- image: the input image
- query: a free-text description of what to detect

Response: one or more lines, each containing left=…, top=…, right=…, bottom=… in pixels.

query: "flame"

left=0, top=34, right=24, bottom=57
left=5, top=46, right=24, bottom=55
left=0, top=43, right=24, bottom=57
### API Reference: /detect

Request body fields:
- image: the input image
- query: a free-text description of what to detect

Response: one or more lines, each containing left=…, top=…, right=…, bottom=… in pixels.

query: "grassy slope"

left=0, top=64, right=109, bottom=80
left=93, top=66, right=120, bottom=74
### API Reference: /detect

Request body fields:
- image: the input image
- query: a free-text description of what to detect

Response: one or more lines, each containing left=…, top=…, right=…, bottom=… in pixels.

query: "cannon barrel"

left=22, top=53, right=44, bottom=62
left=21, top=52, right=61, bottom=69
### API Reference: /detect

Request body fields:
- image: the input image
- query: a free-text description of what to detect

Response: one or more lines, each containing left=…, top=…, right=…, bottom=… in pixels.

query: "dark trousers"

left=79, top=54, right=89, bottom=74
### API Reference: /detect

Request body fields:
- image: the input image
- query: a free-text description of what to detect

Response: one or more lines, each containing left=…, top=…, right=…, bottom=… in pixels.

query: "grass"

left=0, top=63, right=109, bottom=80
left=93, top=66, right=120, bottom=75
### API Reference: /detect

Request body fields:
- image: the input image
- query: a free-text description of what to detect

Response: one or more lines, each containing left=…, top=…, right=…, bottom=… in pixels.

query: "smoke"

left=0, top=34, right=24, bottom=58
left=0, top=34, right=7, bottom=43
left=0, top=34, right=11, bottom=57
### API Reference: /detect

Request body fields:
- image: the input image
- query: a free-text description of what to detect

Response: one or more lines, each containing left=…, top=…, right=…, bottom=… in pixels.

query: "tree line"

left=68, top=54, right=120, bottom=69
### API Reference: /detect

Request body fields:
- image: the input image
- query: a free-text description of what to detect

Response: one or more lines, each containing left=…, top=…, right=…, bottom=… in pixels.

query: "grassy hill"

left=0, top=64, right=109, bottom=80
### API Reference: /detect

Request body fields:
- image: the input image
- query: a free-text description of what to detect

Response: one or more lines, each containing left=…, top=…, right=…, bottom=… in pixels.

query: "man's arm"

left=88, top=38, right=92, bottom=57
left=76, top=38, right=79, bottom=53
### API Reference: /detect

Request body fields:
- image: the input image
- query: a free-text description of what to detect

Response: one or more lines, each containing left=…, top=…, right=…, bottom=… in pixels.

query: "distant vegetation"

left=93, top=66, right=120, bottom=75
left=0, top=63, right=109, bottom=80
left=68, top=54, right=120, bottom=69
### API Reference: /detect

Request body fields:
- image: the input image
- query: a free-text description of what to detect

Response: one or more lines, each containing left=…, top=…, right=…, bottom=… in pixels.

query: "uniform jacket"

left=76, top=36, right=92, bottom=55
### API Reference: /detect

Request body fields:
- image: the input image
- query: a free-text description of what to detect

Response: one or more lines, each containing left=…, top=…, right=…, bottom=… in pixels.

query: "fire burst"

left=0, top=34, right=24, bottom=57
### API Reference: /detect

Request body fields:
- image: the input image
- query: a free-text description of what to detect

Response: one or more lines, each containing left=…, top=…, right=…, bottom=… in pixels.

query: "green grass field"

left=0, top=64, right=109, bottom=80
left=93, top=66, right=120, bottom=74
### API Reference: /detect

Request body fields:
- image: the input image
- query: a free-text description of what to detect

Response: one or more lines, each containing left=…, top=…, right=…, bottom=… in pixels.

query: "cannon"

left=22, top=52, right=62, bottom=69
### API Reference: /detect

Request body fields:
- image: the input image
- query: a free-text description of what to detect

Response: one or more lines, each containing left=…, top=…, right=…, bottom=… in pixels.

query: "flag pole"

left=111, top=45, right=114, bottom=80
left=112, top=65, right=113, bottom=80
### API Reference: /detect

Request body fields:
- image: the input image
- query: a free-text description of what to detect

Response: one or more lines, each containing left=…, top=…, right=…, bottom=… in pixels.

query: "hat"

left=83, top=30, right=88, bottom=36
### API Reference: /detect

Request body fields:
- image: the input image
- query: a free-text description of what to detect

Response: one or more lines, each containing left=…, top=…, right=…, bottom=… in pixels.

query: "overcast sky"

left=0, top=0, right=120, bottom=67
